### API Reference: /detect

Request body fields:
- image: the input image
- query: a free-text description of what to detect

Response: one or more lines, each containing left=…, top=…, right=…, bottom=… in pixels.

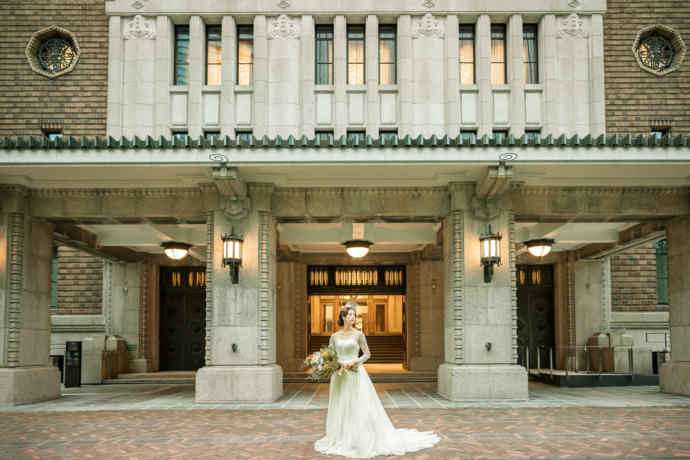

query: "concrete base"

left=438, top=364, right=528, bottom=401
left=660, top=362, right=690, bottom=396
left=195, top=365, right=283, bottom=403
left=0, top=366, right=62, bottom=407
left=124, top=359, right=152, bottom=374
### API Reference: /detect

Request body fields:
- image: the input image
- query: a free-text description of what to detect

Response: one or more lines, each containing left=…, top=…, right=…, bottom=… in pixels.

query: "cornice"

left=517, top=186, right=690, bottom=195
left=28, top=188, right=204, bottom=197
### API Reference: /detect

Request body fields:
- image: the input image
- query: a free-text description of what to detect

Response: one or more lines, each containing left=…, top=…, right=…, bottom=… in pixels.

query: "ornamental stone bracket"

left=556, top=13, right=589, bottom=39
left=213, top=166, right=251, bottom=220
left=412, top=13, right=444, bottom=39
left=268, top=14, right=300, bottom=39
left=472, top=164, right=513, bottom=220
left=124, top=15, right=156, bottom=40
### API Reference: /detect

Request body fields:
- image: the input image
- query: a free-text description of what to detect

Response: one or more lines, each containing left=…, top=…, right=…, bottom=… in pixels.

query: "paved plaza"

left=1, top=382, right=690, bottom=459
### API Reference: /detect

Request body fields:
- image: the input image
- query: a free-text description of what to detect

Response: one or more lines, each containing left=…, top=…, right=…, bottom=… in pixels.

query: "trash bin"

left=64, top=341, right=82, bottom=388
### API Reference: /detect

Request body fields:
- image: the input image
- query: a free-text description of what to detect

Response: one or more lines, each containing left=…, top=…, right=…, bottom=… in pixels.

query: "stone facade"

left=604, top=0, right=690, bottom=135
left=55, top=246, right=104, bottom=315
left=610, top=242, right=665, bottom=313
left=0, top=0, right=109, bottom=138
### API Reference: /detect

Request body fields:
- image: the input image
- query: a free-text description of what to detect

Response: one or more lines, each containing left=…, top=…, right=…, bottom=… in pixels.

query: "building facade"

left=1, top=0, right=689, bottom=406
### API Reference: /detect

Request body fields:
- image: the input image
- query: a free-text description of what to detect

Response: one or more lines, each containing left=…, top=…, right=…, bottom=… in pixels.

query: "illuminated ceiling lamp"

left=344, top=240, right=370, bottom=258
left=162, top=242, right=191, bottom=260
left=525, top=239, right=554, bottom=257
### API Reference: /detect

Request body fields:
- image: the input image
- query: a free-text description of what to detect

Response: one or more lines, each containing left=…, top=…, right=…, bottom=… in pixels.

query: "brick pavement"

left=2, top=406, right=690, bottom=460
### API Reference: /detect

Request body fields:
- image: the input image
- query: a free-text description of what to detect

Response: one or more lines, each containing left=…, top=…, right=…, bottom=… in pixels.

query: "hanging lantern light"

left=479, top=225, right=502, bottom=283
left=525, top=239, right=554, bottom=257
left=162, top=242, right=190, bottom=260
left=221, top=227, right=244, bottom=284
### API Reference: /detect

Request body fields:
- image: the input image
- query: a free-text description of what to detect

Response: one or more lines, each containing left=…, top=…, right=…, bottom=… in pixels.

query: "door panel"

left=516, top=265, right=555, bottom=369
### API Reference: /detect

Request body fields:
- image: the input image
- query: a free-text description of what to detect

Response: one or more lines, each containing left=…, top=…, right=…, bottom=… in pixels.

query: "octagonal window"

left=632, top=25, right=686, bottom=76
left=26, top=26, right=81, bottom=78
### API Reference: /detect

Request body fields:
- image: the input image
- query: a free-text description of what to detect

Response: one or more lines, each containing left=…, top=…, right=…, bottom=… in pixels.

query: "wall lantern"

left=344, top=240, right=370, bottom=258
left=525, top=239, right=554, bottom=257
left=479, top=225, right=502, bottom=283
left=221, top=227, right=244, bottom=284
left=162, top=242, right=190, bottom=260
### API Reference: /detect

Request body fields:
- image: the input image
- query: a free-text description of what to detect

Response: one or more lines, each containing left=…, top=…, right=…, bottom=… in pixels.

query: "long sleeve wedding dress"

left=314, top=330, right=440, bottom=458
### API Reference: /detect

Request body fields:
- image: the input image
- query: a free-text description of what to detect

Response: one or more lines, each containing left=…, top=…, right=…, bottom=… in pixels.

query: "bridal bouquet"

left=301, top=345, right=355, bottom=381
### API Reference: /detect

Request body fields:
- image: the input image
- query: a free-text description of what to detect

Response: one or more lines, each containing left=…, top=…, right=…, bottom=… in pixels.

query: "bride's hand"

left=344, top=360, right=358, bottom=371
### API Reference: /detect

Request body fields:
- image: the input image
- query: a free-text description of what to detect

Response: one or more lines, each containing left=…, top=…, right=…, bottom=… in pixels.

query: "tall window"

left=315, top=25, right=333, bottom=85
left=347, top=25, right=365, bottom=85
left=174, top=26, right=190, bottom=85
left=459, top=25, right=475, bottom=84
left=379, top=25, right=396, bottom=84
left=523, top=25, right=538, bottom=84
left=491, top=25, right=506, bottom=84
left=206, top=26, right=222, bottom=85
left=237, top=26, right=253, bottom=86
left=655, top=240, right=668, bottom=304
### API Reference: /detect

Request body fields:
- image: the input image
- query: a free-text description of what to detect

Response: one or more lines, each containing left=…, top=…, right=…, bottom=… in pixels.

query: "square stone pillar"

left=437, top=184, right=527, bottom=400
left=660, top=215, right=690, bottom=396
left=196, top=193, right=282, bottom=403
left=0, top=212, right=61, bottom=406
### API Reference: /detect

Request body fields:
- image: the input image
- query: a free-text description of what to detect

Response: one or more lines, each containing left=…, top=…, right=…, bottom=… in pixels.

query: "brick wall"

left=0, top=0, right=108, bottom=138
left=56, top=246, right=104, bottom=315
left=610, top=242, right=666, bottom=312
left=604, top=1, right=690, bottom=135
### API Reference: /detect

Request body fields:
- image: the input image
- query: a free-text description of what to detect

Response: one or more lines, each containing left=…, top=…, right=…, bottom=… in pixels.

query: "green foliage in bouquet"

left=301, top=345, right=355, bottom=381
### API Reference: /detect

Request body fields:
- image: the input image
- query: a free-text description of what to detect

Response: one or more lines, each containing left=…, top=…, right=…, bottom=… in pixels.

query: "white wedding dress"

left=314, top=330, right=440, bottom=458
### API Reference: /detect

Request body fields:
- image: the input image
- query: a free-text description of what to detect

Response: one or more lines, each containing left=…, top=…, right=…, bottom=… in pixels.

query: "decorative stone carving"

left=450, top=210, right=464, bottom=364
left=412, top=13, right=445, bottom=39
left=7, top=213, right=24, bottom=366
left=204, top=211, right=213, bottom=366
left=471, top=196, right=501, bottom=220
left=568, top=0, right=581, bottom=7
left=556, top=13, right=589, bottom=39
left=132, top=0, right=149, bottom=9
left=25, top=26, right=81, bottom=79
left=632, top=25, right=686, bottom=76
left=268, top=14, right=300, bottom=39
left=221, top=196, right=251, bottom=220
left=139, top=261, right=148, bottom=360
left=277, top=0, right=290, bottom=8
left=258, top=211, right=272, bottom=365
left=124, top=15, right=156, bottom=40
left=423, top=0, right=435, bottom=7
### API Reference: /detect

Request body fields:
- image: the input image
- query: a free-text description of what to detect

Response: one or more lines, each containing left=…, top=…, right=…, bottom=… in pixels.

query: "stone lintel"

left=437, top=364, right=528, bottom=401
left=195, top=365, right=283, bottom=403
left=0, top=366, right=61, bottom=407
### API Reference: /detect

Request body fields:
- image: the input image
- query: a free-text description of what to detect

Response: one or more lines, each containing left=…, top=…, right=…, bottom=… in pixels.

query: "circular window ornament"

left=632, top=25, right=686, bottom=76
left=26, top=26, right=81, bottom=78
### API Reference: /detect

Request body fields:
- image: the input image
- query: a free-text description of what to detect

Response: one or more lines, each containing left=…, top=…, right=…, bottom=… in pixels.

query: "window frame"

left=523, top=24, right=538, bottom=84
left=174, top=26, right=190, bottom=86
left=206, top=25, right=222, bottom=86
left=237, top=25, right=254, bottom=86
left=491, top=24, right=507, bottom=85
left=379, top=24, right=396, bottom=85
left=459, top=24, right=475, bottom=85
left=315, top=25, right=334, bottom=85
left=347, top=25, right=365, bottom=85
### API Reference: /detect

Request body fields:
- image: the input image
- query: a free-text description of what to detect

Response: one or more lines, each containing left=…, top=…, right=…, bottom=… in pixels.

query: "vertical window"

left=205, top=131, right=220, bottom=140
left=523, top=25, right=538, bottom=84
left=348, top=130, right=366, bottom=141
left=323, top=304, right=333, bottom=332
left=525, top=129, right=541, bottom=139
left=460, top=130, right=477, bottom=140
left=174, top=26, right=190, bottom=85
left=206, top=26, right=222, bottom=85
left=379, top=25, right=396, bottom=84
left=347, top=25, right=365, bottom=85
left=173, top=132, right=188, bottom=140
left=656, top=240, right=668, bottom=304
left=379, top=130, right=398, bottom=142
left=237, top=26, right=253, bottom=86
left=315, top=130, right=334, bottom=143
left=459, top=25, right=475, bottom=84
left=491, top=25, right=506, bottom=84
left=493, top=129, right=509, bottom=140
left=375, top=303, right=386, bottom=333
left=43, top=130, right=62, bottom=141
left=236, top=131, right=253, bottom=143
left=316, top=25, right=333, bottom=85
left=651, top=129, right=667, bottom=138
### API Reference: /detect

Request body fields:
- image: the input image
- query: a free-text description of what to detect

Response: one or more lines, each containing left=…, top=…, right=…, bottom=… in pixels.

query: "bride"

left=314, top=302, right=440, bottom=458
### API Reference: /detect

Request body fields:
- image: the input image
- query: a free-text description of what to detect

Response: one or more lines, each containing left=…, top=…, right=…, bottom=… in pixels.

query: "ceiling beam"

left=579, top=221, right=667, bottom=260
left=52, top=224, right=143, bottom=262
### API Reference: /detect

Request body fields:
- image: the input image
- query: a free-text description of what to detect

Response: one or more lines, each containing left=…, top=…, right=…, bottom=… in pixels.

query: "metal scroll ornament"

left=637, top=36, right=676, bottom=72
left=37, top=37, right=75, bottom=73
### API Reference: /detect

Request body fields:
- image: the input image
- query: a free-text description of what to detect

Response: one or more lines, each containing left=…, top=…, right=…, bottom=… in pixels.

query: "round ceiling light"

left=525, top=239, right=554, bottom=257
left=344, top=240, right=370, bottom=258
left=162, top=242, right=190, bottom=260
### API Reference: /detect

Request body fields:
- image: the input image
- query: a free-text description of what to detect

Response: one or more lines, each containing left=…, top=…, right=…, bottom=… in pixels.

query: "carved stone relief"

left=412, top=13, right=445, bottom=39
left=268, top=14, right=300, bottom=40
left=132, top=0, right=149, bottom=9
left=277, top=0, right=290, bottom=8
left=124, top=15, right=156, bottom=40
left=423, top=0, right=435, bottom=7
left=568, top=0, right=581, bottom=7
left=556, top=13, right=589, bottom=39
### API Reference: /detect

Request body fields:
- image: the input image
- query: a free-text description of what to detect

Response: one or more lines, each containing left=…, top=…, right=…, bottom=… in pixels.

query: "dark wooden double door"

left=159, top=267, right=206, bottom=371
left=516, top=265, right=555, bottom=369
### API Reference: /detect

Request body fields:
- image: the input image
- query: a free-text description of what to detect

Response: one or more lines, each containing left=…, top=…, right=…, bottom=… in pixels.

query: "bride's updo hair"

left=337, top=302, right=358, bottom=327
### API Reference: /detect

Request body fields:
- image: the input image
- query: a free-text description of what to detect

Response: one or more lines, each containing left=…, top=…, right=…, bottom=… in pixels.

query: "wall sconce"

left=479, top=225, right=502, bottom=283
left=232, top=344, right=237, bottom=353
left=485, top=342, right=492, bottom=351
left=222, top=227, right=244, bottom=284
left=162, top=242, right=190, bottom=260
left=344, top=240, right=371, bottom=258
left=525, top=239, right=554, bottom=257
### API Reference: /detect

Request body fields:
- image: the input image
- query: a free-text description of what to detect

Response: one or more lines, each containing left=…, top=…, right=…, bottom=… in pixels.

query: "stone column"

left=588, top=14, right=606, bottom=137
left=187, top=16, right=204, bottom=139
left=333, top=15, right=347, bottom=138
left=556, top=12, right=591, bottom=136
left=444, top=15, right=460, bottom=136
left=508, top=14, right=525, bottom=137
left=539, top=15, right=559, bottom=137
left=365, top=15, right=380, bottom=138
left=153, top=16, right=173, bottom=138
left=220, top=16, right=237, bottom=138
left=437, top=184, right=527, bottom=400
left=196, top=187, right=282, bottom=403
left=107, top=16, right=123, bottom=138
left=0, top=209, right=61, bottom=406
left=398, top=15, right=413, bottom=137
left=660, top=215, right=690, bottom=396
left=476, top=15, right=492, bottom=137
left=253, top=16, right=268, bottom=138
left=300, top=15, right=315, bottom=139
left=411, top=13, right=446, bottom=137
left=574, top=259, right=605, bottom=369
left=267, top=14, right=301, bottom=138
